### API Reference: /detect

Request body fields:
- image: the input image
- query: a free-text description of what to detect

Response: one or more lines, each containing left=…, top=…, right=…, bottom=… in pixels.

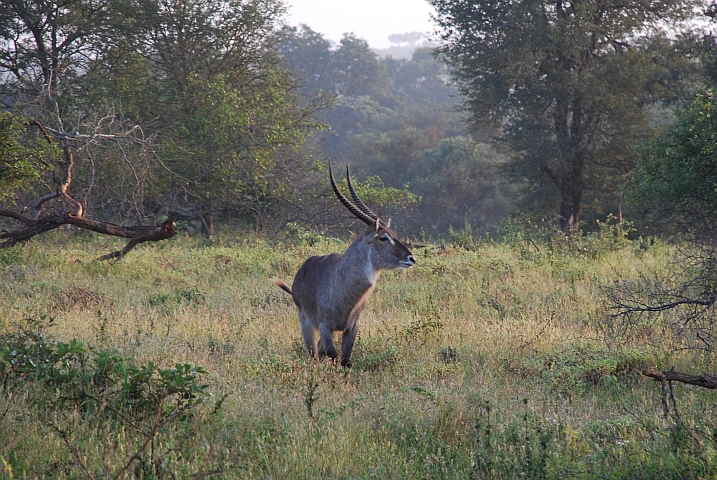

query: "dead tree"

left=0, top=120, right=176, bottom=260
left=642, top=368, right=717, bottom=419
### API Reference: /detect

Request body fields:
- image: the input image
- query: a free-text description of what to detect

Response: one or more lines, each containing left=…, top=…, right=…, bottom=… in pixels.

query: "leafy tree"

left=629, top=88, right=717, bottom=225
left=338, top=97, right=395, bottom=131
left=431, top=0, right=705, bottom=233
left=0, top=112, right=57, bottom=200
left=0, top=0, right=117, bottom=95
left=356, top=132, right=508, bottom=235
left=278, top=24, right=336, bottom=94
left=609, top=88, right=717, bottom=352
left=376, top=31, right=438, bottom=60
left=388, top=32, right=425, bottom=47
left=416, top=137, right=508, bottom=233
left=117, top=0, right=323, bottom=229
left=388, top=48, right=458, bottom=106
left=1, top=0, right=324, bottom=238
left=331, top=34, right=391, bottom=101
left=280, top=28, right=391, bottom=101
left=687, top=3, right=717, bottom=87
left=278, top=26, right=511, bottom=238
left=0, top=0, right=325, bottom=252
left=354, top=127, right=437, bottom=186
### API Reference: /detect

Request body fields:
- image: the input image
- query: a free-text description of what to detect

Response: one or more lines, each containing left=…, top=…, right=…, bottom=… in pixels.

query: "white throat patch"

left=365, top=248, right=379, bottom=285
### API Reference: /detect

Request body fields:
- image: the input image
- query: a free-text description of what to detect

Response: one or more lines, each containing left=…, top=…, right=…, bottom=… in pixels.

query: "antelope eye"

left=378, top=235, right=389, bottom=242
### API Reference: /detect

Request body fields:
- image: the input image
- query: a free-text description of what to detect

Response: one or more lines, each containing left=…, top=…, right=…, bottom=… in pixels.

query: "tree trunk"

left=559, top=182, right=583, bottom=235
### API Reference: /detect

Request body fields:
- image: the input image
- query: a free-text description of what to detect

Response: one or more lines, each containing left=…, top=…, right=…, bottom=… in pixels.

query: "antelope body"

left=272, top=165, right=415, bottom=367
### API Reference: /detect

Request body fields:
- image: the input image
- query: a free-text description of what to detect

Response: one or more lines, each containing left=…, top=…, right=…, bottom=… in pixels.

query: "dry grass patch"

left=0, top=231, right=715, bottom=478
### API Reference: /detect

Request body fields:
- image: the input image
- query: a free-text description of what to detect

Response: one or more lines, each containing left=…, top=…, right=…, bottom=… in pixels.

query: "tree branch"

left=1, top=213, right=176, bottom=260
left=642, top=369, right=717, bottom=389
left=611, top=297, right=717, bottom=318
left=0, top=209, right=34, bottom=227
left=1, top=120, right=177, bottom=260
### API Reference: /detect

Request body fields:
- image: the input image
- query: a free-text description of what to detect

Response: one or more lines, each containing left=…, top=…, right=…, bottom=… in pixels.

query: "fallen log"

left=642, top=369, right=717, bottom=389
left=0, top=211, right=176, bottom=261
left=642, top=369, right=717, bottom=418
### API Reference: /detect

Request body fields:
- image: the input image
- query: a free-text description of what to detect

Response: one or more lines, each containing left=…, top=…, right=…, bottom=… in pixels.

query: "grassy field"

left=0, top=227, right=715, bottom=479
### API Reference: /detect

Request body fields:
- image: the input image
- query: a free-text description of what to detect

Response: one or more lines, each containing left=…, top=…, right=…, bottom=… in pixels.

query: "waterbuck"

left=272, top=165, right=416, bottom=367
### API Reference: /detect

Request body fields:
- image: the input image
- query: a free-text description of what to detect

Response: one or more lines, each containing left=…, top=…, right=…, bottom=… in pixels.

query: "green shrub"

left=146, top=286, right=206, bottom=307
left=0, top=315, right=210, bottom=420
left=511, top=345, right=651, bottom=395
left=472, top=398, right=558, bottom=480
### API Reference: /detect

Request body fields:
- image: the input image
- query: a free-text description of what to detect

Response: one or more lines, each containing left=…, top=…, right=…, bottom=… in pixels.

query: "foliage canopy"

left=431, top=0, right=705, bottom=232
left=0, top=113, right=56, bottom=200
left=0, top=0, right=323, bottom=233
left=630, top=88, right=717, bottom=223
left=607, top=88, right=717, bottom=353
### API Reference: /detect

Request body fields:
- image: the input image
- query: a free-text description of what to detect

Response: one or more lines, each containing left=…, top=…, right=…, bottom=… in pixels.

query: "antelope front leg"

left=318, top=323, right=339, bottom=363
left=340, top=322, right=359, bottom=368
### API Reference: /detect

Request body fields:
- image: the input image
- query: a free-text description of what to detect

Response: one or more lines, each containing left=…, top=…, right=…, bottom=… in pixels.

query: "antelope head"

left=329, top=163, right=416, bottom=271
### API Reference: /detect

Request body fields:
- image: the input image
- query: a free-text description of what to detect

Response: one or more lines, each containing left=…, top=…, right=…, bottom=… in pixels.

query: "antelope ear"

left=364, top=218, right=380, bottom=243
left=365, top=229, right=377, bottom=243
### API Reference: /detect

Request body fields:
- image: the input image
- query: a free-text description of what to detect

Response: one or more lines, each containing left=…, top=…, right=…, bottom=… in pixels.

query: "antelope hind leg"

left=299, top=313, right=320, bottom=363
left=317, top=339, right=328, bottom=361
left=318, top=323, right=339, bottom=362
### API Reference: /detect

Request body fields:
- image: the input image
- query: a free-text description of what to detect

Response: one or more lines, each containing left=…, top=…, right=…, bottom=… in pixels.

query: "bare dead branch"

left=1, top=119, right=176, bottom=260
left=660, top=377, right=669, bottom=417
left=611, top=297, right=717, bottom=318
left=95, top=219, right=176, bottom=261
left=668, top=380, right=683, bottom=424
left=29, top=120, right=53, bottom=144
left=23, top=191, right=59, bottom=212
left=603, top=232, right=717, bottom=353
left=643, top=369, right=717, bottom=419
left=112, top=392, right=166, bottom=480
left=0, top=213, right=176, bottom=260
left=0, top=209, right=34, bottom=227
left=48, top=422, right=98, bottom=480
left=517, top=311, right=555, bottom=352
left=642, top=369, right=717, bottom=389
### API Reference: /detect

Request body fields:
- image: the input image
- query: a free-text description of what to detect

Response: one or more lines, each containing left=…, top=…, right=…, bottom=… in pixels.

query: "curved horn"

left=346, top=165, right=380, bottom=221
left=329, top=163, right=375, bottom=226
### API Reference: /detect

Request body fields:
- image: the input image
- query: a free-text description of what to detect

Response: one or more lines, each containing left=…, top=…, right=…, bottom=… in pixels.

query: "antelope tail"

left=270, top=277, right=293, bottom=295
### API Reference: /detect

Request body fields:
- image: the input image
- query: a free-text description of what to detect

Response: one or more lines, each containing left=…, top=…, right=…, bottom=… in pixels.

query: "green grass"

left=0, top=229, right=716, bottom=479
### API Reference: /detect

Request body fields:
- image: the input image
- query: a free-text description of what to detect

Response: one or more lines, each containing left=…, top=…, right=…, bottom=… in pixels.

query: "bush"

left=0, top=315, right=210, bottom=420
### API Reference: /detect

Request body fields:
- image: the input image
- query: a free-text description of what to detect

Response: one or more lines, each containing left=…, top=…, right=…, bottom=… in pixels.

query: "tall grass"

left=0, top=227, right=715, bottom=478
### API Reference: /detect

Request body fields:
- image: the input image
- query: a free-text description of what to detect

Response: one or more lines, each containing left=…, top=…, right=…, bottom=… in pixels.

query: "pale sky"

left=285, top=0, right=436, bottom=49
